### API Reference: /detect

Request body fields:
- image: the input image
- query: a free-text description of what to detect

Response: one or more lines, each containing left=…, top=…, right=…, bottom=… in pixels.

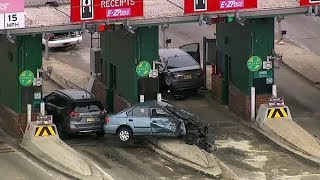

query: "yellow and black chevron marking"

left=267, top=108, right=288, bottom=119
left=34, top=126, right=56, bottom=137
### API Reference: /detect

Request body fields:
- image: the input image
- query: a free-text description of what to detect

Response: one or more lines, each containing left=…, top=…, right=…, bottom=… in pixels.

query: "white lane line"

left=165, top=165, right=174, bottom=172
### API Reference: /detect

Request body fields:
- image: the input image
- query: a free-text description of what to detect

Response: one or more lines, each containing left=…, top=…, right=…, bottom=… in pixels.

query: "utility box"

left=90, top=48, right=102, bottom=78
left=138, top=78, right=159, bottom=101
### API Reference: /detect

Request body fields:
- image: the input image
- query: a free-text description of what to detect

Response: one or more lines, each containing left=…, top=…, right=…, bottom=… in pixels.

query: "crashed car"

left=104, top=100, right=210, bottom=146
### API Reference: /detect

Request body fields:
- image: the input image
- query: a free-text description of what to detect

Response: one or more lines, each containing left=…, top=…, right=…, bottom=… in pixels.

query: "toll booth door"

left=138, top=78, right=159, bottom=101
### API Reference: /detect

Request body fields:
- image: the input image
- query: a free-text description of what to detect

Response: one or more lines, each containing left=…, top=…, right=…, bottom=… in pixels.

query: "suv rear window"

left=73, top=101, right=103, bottom=113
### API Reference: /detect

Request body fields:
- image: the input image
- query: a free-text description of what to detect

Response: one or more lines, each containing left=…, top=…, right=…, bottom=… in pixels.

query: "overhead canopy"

left=2, top=0, right=307, bottom=35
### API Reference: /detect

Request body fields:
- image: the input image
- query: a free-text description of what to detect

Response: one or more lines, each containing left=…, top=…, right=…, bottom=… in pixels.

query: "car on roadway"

left=42, top=31, right=82, bottom=48
left=104, top=100, right=209, bottom=145
left=43, top=89, right=107, bottom=139
left=158, top=48, right=204, bottom=96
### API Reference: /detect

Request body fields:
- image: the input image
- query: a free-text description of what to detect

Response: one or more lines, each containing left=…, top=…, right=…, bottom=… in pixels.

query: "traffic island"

left=148, top=138, right=239, bottom=179
left=20, top=120, right=113, bottom=180
left=254, top=104, right=320, bottom=165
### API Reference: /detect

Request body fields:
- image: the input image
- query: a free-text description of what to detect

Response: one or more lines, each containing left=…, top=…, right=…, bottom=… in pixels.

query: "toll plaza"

left=0, top=0, right=320, bottom=167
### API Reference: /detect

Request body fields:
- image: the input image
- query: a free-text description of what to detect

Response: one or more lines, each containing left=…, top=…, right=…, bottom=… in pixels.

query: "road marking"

left=165, top=165, right=174, bottom=172
left=34, top=126, right=56, bottom=137
left=267, top=107, right=288, bottom=118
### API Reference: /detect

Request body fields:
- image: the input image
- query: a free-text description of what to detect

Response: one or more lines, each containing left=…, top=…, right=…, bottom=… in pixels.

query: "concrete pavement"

left=0, top=129, right=67, bottom=180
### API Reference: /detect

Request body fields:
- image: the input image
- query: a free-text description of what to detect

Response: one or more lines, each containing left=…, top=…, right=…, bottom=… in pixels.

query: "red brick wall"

left=0, top=105, right=38, bottom=138
left=211, top=75, right=223, bottom=103
left=92, top=81, right=108, bottom=108
left=114, top=95, right=131, bottom=113
left=229, top=84, right=250, bottom=120
left=229, top=84, right=271, bottom=121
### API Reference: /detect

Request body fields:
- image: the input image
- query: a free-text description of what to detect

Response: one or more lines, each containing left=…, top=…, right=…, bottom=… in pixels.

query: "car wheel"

left=57, top=125, right=68, bottom=140
left=184, top=130, right=198, bottom=145
left=96, top=131, right=105, bottom=137
left=117, top=127, right=132, bottom=142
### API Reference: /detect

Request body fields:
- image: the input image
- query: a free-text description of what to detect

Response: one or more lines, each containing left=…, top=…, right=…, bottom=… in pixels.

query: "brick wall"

left=114, top=95, right=131, bottom=113
left=211, top=75, right=223, bottom=103
left=229, top=84, right=271, bottom=121
left=92, top=81, right=108, bottom=108
left=229, top=84, right=250, bottom=120
left=0, top=105, right=38, bottom=138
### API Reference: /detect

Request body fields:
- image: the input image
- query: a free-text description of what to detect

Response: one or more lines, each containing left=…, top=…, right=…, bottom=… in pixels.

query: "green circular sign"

left=19, top=70, right=34, bottom=86
left=136, top=61, right=151, bottom=77
left=247, top=56, right=262, bottom=72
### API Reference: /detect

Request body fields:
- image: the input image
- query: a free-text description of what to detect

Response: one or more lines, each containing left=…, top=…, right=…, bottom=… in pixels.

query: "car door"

left=150, top=107, right=179, bottom=136
left=127, top=107, right=151, bottom=135
left=43, top=93, right=59, bottom=118
left=179, top=43, right=200, bottom=64
left=44, top=94, right=68, bottom=125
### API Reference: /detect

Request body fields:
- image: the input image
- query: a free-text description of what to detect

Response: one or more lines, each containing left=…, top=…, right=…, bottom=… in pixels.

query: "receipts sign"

left=70, top=0, right=143, bottom=22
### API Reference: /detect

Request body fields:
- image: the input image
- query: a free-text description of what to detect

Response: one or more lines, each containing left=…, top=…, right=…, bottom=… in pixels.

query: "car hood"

left=168, top=65, right=200, bottom=73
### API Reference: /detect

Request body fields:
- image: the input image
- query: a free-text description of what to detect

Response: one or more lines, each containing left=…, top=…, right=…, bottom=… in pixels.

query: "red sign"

left=184, top=0, right=257, bottom=14
left=70, top=0, right=143, bottom=23
left=300, top=0, right=320, bottom=6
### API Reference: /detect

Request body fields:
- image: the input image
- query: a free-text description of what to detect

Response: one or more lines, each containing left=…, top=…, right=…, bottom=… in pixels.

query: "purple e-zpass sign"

left=220, top=0, right=244, bottom=9
left=107, top=8, right=132, bottom=18
left=0, top=0, right=24, bottom=13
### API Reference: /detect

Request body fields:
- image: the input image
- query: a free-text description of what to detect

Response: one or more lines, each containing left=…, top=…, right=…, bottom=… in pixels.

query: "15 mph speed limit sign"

left=0, top=0, right=25, bottom=29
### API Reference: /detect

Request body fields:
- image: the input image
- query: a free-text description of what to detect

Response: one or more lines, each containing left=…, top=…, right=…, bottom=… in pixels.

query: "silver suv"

left=43, top=89, right=106, bottom=139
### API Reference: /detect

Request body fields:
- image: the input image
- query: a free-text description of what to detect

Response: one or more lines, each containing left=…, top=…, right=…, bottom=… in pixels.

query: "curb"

left=18, top=145, right=80, bottom=180
left=0, top=130, right=80, bottom=179
left=251, top=124, right=320, bottom=167
left=147, top=140, right=222, bottom=179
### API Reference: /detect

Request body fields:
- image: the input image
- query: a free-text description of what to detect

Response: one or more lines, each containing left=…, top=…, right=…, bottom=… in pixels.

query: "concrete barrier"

left=256, top=104, right=320, bottom=160
left=21, top=121, right=110, bottom=179
left=149, top=138, right=223, bottom=178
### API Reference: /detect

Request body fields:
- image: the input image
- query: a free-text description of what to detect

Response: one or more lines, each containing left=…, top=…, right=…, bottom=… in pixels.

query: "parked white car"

left=42, top=32, right=82, bottom=48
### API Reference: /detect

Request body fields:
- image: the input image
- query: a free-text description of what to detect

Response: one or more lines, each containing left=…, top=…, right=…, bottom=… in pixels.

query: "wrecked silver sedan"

left=104, top=100, right=211, bottom=146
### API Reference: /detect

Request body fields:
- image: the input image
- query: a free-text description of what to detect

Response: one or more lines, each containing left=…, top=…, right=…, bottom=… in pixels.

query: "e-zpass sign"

left=220, top=0, right=244, bottom=9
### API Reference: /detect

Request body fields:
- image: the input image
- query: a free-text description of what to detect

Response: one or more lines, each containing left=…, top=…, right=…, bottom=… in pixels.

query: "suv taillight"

left=69, top=111, right=80, bottom=117
left=105, top=117, right=110, bottom=123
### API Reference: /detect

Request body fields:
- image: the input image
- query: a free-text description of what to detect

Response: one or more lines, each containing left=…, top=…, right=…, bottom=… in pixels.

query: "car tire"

left=117, top=127, right=132, bottom=142
left=96, top=131, right=105, bottom=137
left=57, top=125, right=68, bottom=140
left=184, top=130, right=198, bottom=145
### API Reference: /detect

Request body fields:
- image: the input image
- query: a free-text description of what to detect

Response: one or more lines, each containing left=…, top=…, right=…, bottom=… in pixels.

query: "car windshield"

left=166, top=55, right=198, bottom=69
left=73, top=101, right=103, bottom=113
left=165, top=104, right=195, bottom=119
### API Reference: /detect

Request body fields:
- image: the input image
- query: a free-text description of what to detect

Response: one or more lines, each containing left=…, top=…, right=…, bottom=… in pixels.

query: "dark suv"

left=43, top=89, right=106, bottom=139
